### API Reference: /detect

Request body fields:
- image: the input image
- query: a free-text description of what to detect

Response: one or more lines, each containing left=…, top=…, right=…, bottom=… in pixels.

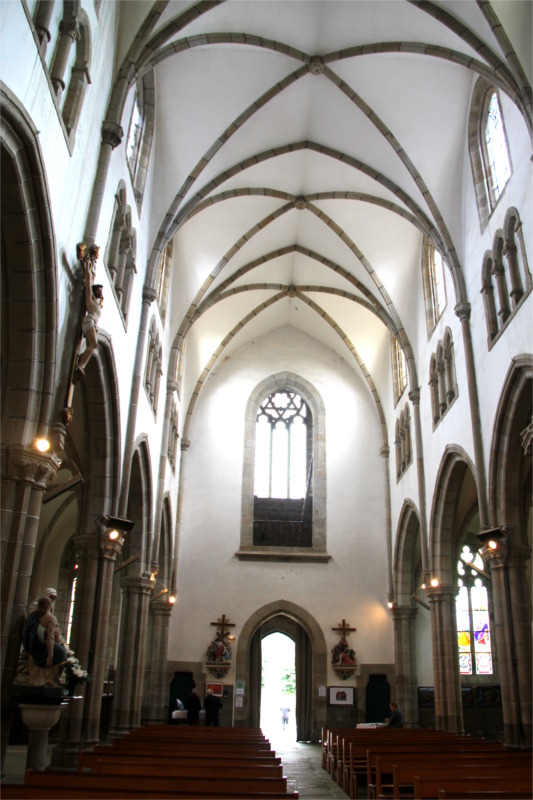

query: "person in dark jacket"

left=185, top=688, right=202, bottom=725
left=385, top=701, right=404, bottom=728
left=204, top=688, right=223, bottom=726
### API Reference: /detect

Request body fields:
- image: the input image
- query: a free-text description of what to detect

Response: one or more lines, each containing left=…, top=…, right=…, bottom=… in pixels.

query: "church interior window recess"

left=422, top=238, right=447, bottom=334
left=483, top=92, right=512, bottom=211
left=391, top=339, right=407, bottom=405
left=456, top=545, right=493, bottom=676
left=253, top=390, right=312, bottom=547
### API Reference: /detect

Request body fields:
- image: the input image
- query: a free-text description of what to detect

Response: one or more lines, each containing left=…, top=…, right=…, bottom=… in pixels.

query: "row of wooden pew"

left=321, top=725, right=532, bottom=799
left=1, top=725, right=299, bottom=799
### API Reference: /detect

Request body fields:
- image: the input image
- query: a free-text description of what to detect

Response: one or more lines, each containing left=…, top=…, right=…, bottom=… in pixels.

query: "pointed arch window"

left=156, top=242, right=173, bottom=325
left=483, top=92, right=512, bottom=209
left=254, top=390, right=310, bottom=500
left=456, top=545, right=493, bottom=676
left=422, top=238, right=447, bottom=333
left=391, top=338, right=407, bottom=405
left=239, top=374, right=329, bottom=559
left=125, top=73, right=155, bottom=212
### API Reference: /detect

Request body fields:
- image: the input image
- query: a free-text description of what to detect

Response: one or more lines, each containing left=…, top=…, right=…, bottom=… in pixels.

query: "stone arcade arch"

left=0, top=86, right=60, bottom=764
left=392, top=501, right=424, bottom=726
left=50, top=333, right=123, bottom=764
left=234, top=600, right=327, bottom=742
left=428, top=447, right=479, bottom=734
left=487, top=355, right=532, bottom=748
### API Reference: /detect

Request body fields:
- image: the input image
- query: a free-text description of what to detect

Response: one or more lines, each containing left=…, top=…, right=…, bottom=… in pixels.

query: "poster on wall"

left=206, top=682, right=224, bottom=697
left=328, top=686, right=354, bottom=706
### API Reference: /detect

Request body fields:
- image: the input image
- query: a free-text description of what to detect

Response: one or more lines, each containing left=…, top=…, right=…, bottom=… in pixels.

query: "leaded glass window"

left=484, top=92, right=511, bottom=208
left=254, top=390, right=309, bottom=499
left=126, top=94, right=143, bottom=179
left=456, top=545, right=493, bottom=676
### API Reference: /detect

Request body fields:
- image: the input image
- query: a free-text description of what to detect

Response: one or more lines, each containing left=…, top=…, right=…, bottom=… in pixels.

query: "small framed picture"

left=206, top=682, right=224, bottom=697
left=329, top=686, right=354, bottom=706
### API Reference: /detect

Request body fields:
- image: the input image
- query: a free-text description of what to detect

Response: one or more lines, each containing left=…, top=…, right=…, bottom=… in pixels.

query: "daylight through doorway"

left=260, top=632, right=296, bottom=743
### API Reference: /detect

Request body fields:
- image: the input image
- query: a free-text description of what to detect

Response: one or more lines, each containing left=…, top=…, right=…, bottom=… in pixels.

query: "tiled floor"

left=1, top=738, right=348, bottom=798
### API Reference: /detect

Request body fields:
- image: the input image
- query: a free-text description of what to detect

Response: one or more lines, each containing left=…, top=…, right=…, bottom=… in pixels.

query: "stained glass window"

left=456, top=545, right=493, bottom=676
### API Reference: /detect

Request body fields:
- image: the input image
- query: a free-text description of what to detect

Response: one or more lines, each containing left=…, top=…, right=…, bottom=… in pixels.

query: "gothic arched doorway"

left=234, top=600, right=327, bottom=742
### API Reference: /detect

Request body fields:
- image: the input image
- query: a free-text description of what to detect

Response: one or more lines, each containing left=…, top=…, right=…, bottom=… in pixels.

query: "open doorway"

left=260, top=632, right=296, bottom=743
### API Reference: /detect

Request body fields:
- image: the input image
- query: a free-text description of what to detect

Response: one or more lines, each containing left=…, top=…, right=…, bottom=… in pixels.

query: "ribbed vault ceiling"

left=115, top=1, right=531, bottom=426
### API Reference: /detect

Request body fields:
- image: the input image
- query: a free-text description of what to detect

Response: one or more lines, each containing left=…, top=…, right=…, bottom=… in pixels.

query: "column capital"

left=142, top=286, right=158, bottom=305
left=408, top=388, right=420, bottom=404
left=425, top=584, right=456, bottom=604
left=380, top=445, right=390, bottom=458
left=454, top=301, right=471, bottom=322
left=120, top=574, right=155, bottom=596
left=2, top=445, right=60, bottom=489
left=390, top=605, right=418, bottom=621
left=101, top=121, right=124, bottom=149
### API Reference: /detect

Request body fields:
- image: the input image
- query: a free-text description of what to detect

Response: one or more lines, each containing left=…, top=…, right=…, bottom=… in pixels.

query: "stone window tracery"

left=145, top=318, right=163, bottom=416
left=167, top=401, right=179, bottom=473
left=125, top=73, right=155, bottom=213
left=104, top=184, right=137, bottom=323
left=156, top=242, right=173, bottom=326
left=391, top=338, right=407, bottom=405
left=395, top=404, right=412, bottom=480
left=482, top=207, right=532, bottom=346
left=429, top=328, right=457, bottom=427
left=421, top=238, right=447, bottom=334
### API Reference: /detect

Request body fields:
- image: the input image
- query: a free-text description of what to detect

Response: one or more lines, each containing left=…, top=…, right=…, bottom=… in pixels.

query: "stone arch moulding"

left=489, top=354, right=532, bottom=542
left=393, top=499, right=421, bottom=604
left=430, top=445, right=478, bottom=587
left=238, top=371, right=328, bottom=562
left=0, top=83, right=58, bottom=442
left=234, top=599, right=327, bottom=734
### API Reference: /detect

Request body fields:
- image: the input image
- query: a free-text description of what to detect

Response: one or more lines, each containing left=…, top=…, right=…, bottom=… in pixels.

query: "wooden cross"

left=332, top=619, right=356, bottom=638
left=211, top=614, right=235, bottom=639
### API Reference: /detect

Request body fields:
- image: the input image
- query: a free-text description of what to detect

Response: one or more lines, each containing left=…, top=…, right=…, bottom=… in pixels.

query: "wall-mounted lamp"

left=430, top=577, right=439, bottom=587
left=477, top=527, right=509, bottom=551
left=102, top=515, right=134, bottom=540
left=35, top=438, right=51, bottom=453
left=387, top=601, right=394, bottom=609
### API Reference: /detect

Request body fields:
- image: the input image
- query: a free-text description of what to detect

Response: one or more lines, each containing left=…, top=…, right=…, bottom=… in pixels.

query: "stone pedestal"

left=19, top=702, right=67, bottom=771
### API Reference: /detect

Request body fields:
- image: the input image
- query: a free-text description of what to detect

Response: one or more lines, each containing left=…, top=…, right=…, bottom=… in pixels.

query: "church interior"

left=1, top=0, right=532, bottom=774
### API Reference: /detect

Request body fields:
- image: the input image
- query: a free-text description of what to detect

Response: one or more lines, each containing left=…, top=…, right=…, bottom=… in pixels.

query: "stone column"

left=49, top=18, right=79, bottom=101
left=0, top=446, right=59, bottom=769
left=142, top=601, right=173, bottom=725
left=49, top=529, right=100, bottom=767
left=482, top=533, right=532, bottom=748
left=426, top=585, right=463, bottom=733
left=33, top=0, right=54, bottom=55
left=492, top=254, right=511, bottom=323
left=83, top=122, right=124, bottom=247
left=118, top=288, right=157, bottom=517
left=83, top=525, right=126, bottom=748
left=409, top=389, right=429, bottom=576
left=455, top=303, right=489, bottom=527
left=391, top=605, right=418, bottom=727
left=109, top=574, right=153, bottom=737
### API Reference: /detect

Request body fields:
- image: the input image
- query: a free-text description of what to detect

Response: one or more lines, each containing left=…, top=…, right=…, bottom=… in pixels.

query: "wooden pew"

left=392, top=765, right=532, bottom=800
left=1, top=786, right=299, bottom=799
left=78, top=752, right=283, bottom=770
left=24, top=769, right=291, bottom=795
left=345, top=737, right=504, bottom=797
left=369, top=751, right=532, bottom=799
left=414, top=774, right=532, bottom=800
left=78, top=755, right=284, bottom=779
left=437, top=792, right=532, bottom=800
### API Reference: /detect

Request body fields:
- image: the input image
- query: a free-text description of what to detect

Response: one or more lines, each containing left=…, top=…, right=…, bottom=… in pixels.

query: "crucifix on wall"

left=205, top=615, right=235, bottom=678
left=331, top=619, right=357, bottom=679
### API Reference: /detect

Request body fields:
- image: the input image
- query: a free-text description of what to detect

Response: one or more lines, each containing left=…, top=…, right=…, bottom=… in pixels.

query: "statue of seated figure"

left=18, top=596, right=67, bottom=686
